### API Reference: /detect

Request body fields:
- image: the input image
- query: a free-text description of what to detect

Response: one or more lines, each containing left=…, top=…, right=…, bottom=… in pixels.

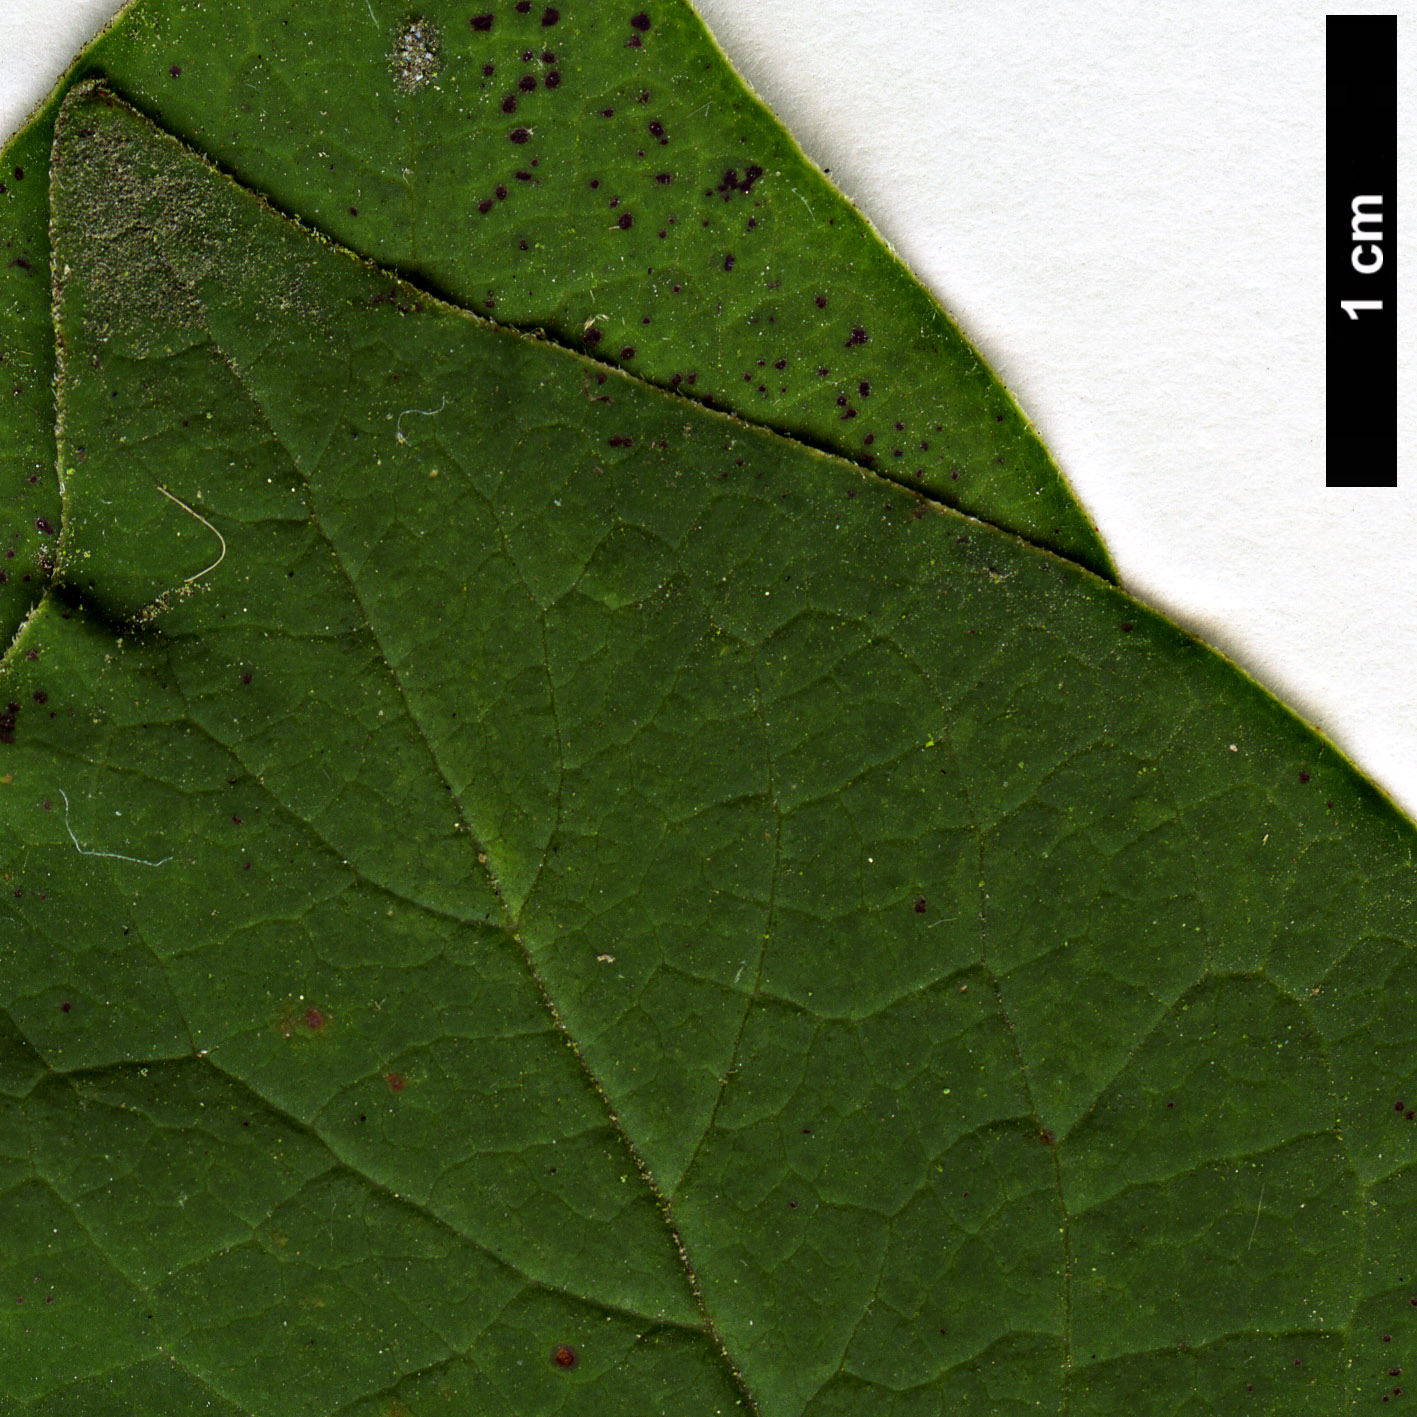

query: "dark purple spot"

left=583, top=326, right=603, bottom=346
left=600, top=107, right=615, bottom=118
left=12, top=168, right=22, bottom=182
left=519, top=73, right=537, bottom=91
left=232, top=814, right=243, bottom=826
left=60, top=1001, right=71, bottom=1013
left=349, top=206, right=359, bottom=216
left=844, top=326, right=869, bottom=347
left=618, top=212, right=633, bottom=228
left=858, top=381, right=871, bottom=397
left=630, top=11, right=651, bottom=29
left=552, top=1344, right=579, bottom=1369
left=724, top=253, right=735, bottom=270
left=864, top=433, right=875, bottom=445
left=541, top=5, right=559, bottom=23
left=34, top=518, right=54, bottom=535
left=31, top=690, right=46, bottom=704
left=521, top=48, right=533, bottom=59
left=495, top=185, right=508, bottom=200
left=1120, top=622, right=1133, bottom=633
left=472, top=12, right=493, bottom=29
left=515, top=170, right=533, bottom=181
left=483, top=61, right=495, bottom=75
left=620, top=346, right=636, bottom=359
left=515, top=0, right=531, bottom=10
left=654, top=172, right=673, bottom=185
left=815, top=294, right=827, bottom=308
left=773, top=358, right=787, bottom=370
left=509, top=127, right=531, bottom=143
left=241, top=671, right=252, bottom=685
left=914, top=897, right=927, bottom=914
left=1397, top=1101, right=1407, bottom=1112
left=479, top=198, right=495, bottom=213
left=1040, top=1128, right=1056, bottom=1146
left=542, top=49, right=556, bottom=61
left=1298, top=771, right=1310, bottom=784
left=648, top=119, right=665, bottom=138
left=502, top=94, right=518, bottom=112
left=169, top=64, right=182, bottom=78
left=545, top=69, right=561, bottom=88
left=608, top=435, right=633, bottom=448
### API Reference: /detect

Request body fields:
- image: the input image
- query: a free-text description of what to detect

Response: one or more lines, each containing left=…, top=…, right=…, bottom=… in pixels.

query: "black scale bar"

left=1327, top=15, right=1397, bottom=487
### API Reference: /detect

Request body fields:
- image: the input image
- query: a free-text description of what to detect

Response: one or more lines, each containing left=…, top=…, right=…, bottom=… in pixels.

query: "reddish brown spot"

left=1040, top=1128, right=1056, bottom=1146
left=386, top=1071, right=407, bottom=1093
left=1398, top=1101, right=1408, bottom=1112
left=552, top=1343, right=579, bottom=1368
left=304, top=1008, right=326, bottom=1032
left=60, top=1001, right=71, bottom=1013
left=1120, top=622, right=1133, bottom=633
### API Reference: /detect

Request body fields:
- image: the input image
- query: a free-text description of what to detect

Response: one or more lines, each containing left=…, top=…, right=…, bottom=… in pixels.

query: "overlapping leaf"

left=1, top=82, right=1414, bottom=1416
left=0, top=0, right=1113, bottom=657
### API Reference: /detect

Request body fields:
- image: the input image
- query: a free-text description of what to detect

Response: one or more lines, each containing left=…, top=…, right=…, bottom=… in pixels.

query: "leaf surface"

left=2, top=86, right=1415, bottom=1417
left=0, top=0, right=1113, bottom=654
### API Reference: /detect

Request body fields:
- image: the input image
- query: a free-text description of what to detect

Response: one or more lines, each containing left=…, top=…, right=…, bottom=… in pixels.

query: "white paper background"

left=3, top=0, right=1414, bottom=817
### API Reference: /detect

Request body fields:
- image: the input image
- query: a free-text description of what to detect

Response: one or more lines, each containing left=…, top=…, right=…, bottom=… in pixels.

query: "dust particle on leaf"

left=391, top=18, right=441, bottom=93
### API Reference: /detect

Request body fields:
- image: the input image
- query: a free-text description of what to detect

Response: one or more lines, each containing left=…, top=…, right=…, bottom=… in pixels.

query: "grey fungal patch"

left=392, top=17, right=442, bottom=94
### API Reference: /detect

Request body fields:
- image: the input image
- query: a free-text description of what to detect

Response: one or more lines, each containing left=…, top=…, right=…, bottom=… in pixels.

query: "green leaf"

left=2, top=83, right=1414, bottom=1416
left=0, top=0, right=1114, bottom=656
